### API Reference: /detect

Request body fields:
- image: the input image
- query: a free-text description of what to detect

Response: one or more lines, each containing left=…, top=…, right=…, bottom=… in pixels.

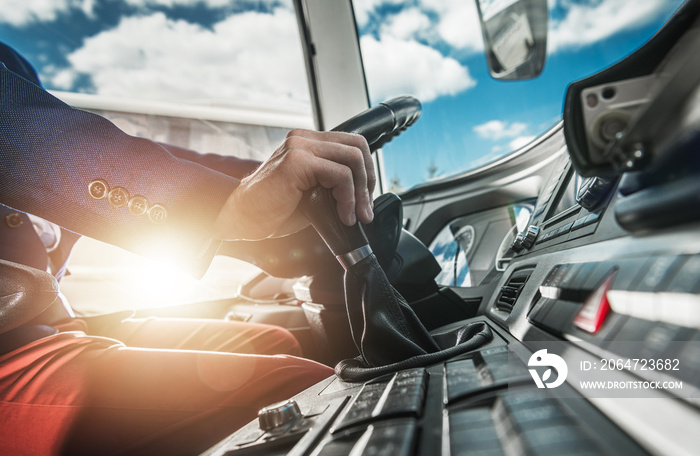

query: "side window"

left=430, top=203, right=532, bottom=287
left=0, top=1, right=312, bottom=312
left=1, top=0, right=313, bottom=162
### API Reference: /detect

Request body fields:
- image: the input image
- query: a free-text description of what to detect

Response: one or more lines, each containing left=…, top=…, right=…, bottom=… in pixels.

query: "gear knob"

left=301, top=187, right=371, bottom=269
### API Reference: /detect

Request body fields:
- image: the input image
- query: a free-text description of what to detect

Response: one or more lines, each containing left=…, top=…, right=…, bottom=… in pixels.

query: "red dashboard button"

left=574, top=272, right=616, bottom=333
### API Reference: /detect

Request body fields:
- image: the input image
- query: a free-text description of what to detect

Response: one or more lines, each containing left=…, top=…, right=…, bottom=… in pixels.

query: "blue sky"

left=0, top=0, right=685, bottom=190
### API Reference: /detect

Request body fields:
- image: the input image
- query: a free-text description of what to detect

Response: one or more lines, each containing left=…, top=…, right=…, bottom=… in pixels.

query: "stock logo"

left=528, top=349, right=568, bottom=389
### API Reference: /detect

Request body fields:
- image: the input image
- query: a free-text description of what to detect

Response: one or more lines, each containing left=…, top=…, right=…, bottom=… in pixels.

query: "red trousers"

left=0, top=317, right=333, bottom=455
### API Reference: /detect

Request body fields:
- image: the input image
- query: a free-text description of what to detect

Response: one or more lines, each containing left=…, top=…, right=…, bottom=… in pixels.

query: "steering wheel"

left=331, top=96, right=421, bottom=151
left=302, top=96, right=422, bottom=266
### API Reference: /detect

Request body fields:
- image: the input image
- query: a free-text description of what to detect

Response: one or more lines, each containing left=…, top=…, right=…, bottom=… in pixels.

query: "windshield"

left=353, top=0, right=684, bottom=191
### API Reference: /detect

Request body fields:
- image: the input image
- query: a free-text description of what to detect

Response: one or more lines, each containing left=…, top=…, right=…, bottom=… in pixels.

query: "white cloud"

left=0, top=0, right=94, bottom=26
left=123, top=0, right=281, bottom=8
left=352, top=0, right=485, bottom=53
left=353, top=0, right=405, bottom=27
left=380, top=8, right=431, bottom=41
left=55, top=9, right=310, bottom=108
left=488, top=134, right=535, bottom=154
left=45, top=65, right=78, bottom=89
left=124, top=0, right=228, bottom=6
left=509, top=135, right=536, bottom=149
left=549, top=0, right=672, bottom=52
left=360, top=34, right=476, bottom=103
left=474, top=120, right=527, bottom=140
left=419, top=0, right=484, bottom=52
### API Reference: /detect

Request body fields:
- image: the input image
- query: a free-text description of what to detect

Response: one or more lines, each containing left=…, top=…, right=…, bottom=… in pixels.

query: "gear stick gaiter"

left=301, top=187, right=492, bottom=382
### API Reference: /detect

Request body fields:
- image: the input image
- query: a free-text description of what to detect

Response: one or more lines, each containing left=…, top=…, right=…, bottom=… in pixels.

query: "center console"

left=201, top=319, right=648, bottom=456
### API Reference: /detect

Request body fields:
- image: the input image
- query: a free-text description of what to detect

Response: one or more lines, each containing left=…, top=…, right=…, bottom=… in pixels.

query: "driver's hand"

left=213, top=129, right=375, bottom=240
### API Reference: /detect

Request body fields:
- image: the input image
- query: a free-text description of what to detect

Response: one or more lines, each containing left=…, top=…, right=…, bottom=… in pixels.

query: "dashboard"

left=204, top=123, right=700, bottom=455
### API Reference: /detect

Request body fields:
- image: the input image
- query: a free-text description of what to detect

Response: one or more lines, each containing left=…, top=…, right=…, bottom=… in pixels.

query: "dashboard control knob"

left=511, top=232, right=526, bottom=252
left=521, top=225, right=540, bottom=250
left=258, top=399, right=302, bottom=432
left=576, top=176, right=614, bottom=211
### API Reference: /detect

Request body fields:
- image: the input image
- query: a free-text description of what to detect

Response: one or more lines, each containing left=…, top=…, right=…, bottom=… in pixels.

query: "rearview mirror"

left=476, top=0, right=548, bottom=80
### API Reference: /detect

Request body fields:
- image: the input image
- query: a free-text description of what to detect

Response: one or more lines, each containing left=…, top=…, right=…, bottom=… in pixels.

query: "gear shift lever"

left=301, top=187, right=440, bottom=367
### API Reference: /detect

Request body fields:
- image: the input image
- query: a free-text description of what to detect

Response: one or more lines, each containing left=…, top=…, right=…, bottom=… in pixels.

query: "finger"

left=287, top=131, right=374, bottom=223
left=287, top=129, right=367, bottom=148
left=361, top=143, right=377, bottom=198
left=287, top=130, right=374, bottom=192
left=307, top=144, right=373, bottom=224
left=301, top=157, right=358, bottom=226
left=272, top=143, right=358, bottom=226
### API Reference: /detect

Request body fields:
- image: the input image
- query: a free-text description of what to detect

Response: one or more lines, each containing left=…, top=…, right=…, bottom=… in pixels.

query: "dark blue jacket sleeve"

left=0, top=64, right=240, bottom=276
left=161, top=143, right=261, bottom=179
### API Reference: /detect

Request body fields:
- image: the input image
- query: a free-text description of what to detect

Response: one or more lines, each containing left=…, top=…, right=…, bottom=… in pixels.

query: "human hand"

left=213, top=129, right=375, bottom=240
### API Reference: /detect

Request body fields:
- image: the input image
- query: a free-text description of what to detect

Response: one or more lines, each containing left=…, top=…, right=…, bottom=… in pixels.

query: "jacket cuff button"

left=128, top=196, right=149, bottom=217
left=4, top=212, right=23, bottom=228
left=148, top=204, right=168, bottom=223
left=108, top=187, right=130, bottom=208
left=88, top=179, right=109, bottom=200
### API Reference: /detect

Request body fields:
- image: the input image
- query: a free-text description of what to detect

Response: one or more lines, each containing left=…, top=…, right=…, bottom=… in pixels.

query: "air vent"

left=495, top=269, right=533, bottom=314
